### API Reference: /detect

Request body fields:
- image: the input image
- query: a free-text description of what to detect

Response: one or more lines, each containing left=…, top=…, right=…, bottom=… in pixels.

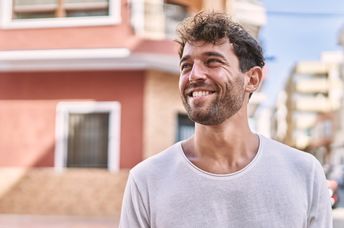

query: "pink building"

left=0, top=0, right=200, bottom=218
left=0, top=0, right=266, bottom=220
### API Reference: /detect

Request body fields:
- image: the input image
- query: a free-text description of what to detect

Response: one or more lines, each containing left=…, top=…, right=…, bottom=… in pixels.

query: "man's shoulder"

left=260, top=135, right=318, bottom=169
left=130, top=142, right=182, bottom=180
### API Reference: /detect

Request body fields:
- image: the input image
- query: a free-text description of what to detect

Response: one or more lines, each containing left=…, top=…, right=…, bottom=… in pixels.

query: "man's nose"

left=189, top=63, right=207, bottom=82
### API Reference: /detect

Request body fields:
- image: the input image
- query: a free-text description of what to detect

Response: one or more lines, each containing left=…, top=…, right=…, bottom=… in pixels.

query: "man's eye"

left=181, top=63, right=192, bottom=71
left=207, top=59, right=222, bottom=66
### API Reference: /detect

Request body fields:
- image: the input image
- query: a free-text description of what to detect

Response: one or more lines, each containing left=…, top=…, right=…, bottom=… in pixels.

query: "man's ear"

left=245, top=66, right=263, bottom=93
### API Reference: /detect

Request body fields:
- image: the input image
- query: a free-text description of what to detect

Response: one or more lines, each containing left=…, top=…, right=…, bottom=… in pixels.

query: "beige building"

left=273, top=51, right=344, bottom=164
left=332, top=29, right=344, bottom=165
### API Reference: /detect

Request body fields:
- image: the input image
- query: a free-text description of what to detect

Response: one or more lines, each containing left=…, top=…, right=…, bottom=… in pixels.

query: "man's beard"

left=182, top=79, right=245, bottom=125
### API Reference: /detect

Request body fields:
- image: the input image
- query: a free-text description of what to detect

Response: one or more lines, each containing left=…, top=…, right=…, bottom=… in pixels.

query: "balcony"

left=293, top=95, right=332, bottom=113
left=294, top=78, right=329, bottom=93
left=293, top=112, right=317, bottom=129
left=131, top=1, right=188, bottom=40
left=295, top=62, right=329, bottom=75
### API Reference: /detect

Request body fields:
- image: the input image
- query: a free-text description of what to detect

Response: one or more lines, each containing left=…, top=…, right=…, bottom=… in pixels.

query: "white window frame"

left=55, top=101, right=121, bottom=172
left=0, top=0, right=121, bottom=29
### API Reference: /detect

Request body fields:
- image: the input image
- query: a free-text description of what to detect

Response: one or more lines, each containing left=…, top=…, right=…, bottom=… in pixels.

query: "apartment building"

left=0, top=0, right=266, bottom=218
left=332, top=29, right=344, bottom=165
left=272, top=51, right=343, bottom=164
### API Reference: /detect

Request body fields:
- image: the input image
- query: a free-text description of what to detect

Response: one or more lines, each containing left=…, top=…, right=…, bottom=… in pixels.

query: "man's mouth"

left=191, top=90, right=215, bottom=98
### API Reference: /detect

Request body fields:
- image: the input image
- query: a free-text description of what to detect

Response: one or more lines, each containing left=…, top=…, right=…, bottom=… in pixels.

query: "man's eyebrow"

left=204, top=52, right=226, bottom=59
left=179, top=55, right=190, bottom=65
left=179, top=52, right=226, bottom=65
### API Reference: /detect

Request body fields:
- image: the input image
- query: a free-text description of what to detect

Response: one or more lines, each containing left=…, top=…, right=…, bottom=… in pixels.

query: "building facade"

left=332, top=28, right=344, bottom=165
left=272, top=51, right=344, bottom=165
left=0, top=0, right=266, bottom=219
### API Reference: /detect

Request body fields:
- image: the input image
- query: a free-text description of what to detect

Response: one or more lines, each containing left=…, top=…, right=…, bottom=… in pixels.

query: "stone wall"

left=0, top=168, right=128, bottom=219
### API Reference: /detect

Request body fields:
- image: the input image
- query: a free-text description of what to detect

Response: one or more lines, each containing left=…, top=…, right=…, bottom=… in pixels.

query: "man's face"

left=179, top=39, right=246, bottom=125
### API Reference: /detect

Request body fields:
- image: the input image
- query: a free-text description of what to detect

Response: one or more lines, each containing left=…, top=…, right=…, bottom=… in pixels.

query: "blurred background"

left=0, top=0, right=344, bottom=227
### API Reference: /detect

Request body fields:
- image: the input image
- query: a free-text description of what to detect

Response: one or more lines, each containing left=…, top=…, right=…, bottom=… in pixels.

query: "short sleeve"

left=307, top=159, right=333, bottom=228
left=119, top=173, right=150, bottom=228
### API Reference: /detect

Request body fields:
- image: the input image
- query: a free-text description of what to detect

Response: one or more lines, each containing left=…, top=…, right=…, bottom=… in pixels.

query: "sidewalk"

left=334, top=208, right=344, bottom=228
left=0, top=212, right=343, bottom=228
left=0, top=214, right=118, bottom=228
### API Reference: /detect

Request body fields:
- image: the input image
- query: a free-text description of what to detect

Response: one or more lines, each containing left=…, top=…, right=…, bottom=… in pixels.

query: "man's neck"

left=182, top=117, right=259, bottom=174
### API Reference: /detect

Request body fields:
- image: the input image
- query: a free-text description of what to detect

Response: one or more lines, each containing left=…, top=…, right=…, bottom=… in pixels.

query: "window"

left=55, top=101, right=121, bottom=172
left=0, top=0, right=120, bottom=28
left=67, top=112, right=109, bottom=168
left=13, top=0, right=110, bottom=19
left=176, top=113, right=194, bottom=141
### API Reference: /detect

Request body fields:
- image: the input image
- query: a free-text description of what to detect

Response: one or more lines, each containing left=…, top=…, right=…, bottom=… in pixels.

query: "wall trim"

left=55, top=101, right=121, bottom=172
left=0, top=48, right=180, bottom=73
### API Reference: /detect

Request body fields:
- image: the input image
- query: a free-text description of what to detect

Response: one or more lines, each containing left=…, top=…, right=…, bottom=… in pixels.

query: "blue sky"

left=260, top=0, right=344, bottom=107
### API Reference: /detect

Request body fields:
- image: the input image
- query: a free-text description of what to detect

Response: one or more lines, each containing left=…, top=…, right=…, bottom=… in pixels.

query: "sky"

left=260, top=0, right=344, bottom=107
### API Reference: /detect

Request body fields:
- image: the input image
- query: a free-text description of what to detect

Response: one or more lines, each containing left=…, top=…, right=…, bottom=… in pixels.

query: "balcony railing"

left=295, top=78, right=329, bottom=93
left=131, top=1, right=188, bottom=40
left=293, top=96, right=332, bottom=113
left=293, top=113, right=317, bottom=129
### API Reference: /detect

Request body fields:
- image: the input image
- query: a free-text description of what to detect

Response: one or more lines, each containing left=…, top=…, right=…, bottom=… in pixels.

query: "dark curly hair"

left=176, top=11, right=265, bottom=72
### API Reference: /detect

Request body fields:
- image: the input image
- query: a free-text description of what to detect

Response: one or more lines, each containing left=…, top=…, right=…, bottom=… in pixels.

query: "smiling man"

left=179, top=39, right=246, bottom=126
left=119, top=12, right=332, bottom=228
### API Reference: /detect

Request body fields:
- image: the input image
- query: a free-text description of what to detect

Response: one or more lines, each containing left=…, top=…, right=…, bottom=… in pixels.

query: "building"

left=272, top=51, right=344, bottom=164
left=331, top=28, right=344, bottom=165
left=0, top=0, right=266, bottom=220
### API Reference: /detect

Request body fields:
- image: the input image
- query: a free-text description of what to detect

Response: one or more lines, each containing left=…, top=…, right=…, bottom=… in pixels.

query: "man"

left=120, top=12, right=332, bottom=228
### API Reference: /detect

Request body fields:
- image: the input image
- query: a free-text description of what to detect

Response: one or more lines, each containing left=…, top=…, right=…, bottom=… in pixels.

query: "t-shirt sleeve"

left=119, top=173, right=150, bottom=228
left=307, top=159, right=333, bottom=228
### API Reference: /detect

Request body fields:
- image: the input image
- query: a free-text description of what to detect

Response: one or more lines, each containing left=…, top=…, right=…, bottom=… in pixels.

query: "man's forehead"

left=182, top=40, right=233, bottom=57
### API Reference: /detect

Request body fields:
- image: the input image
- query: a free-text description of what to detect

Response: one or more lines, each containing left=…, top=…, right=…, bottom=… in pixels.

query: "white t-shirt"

left=120, top=135, right=332, bottom=228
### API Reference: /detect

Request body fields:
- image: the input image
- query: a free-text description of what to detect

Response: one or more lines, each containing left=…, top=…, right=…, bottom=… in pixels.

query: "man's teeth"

left=192, top=91, right=210, bottom=97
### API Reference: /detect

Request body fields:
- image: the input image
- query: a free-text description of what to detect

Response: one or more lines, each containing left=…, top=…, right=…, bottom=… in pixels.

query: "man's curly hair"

left=176, top=11, right=265, bottom=72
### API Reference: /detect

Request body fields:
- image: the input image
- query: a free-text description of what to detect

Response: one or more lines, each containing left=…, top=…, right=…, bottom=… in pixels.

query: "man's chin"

left=188, top=112, right=216, bottom=125
left=187, top=107, right=231, bottom=125
left=183, top=103, right=221, bottom=124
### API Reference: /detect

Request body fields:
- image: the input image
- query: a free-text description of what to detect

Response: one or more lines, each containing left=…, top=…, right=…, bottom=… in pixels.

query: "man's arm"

left=308, top=159, right=333, bottom=228
left=119, top=173, right=150, bottom=228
